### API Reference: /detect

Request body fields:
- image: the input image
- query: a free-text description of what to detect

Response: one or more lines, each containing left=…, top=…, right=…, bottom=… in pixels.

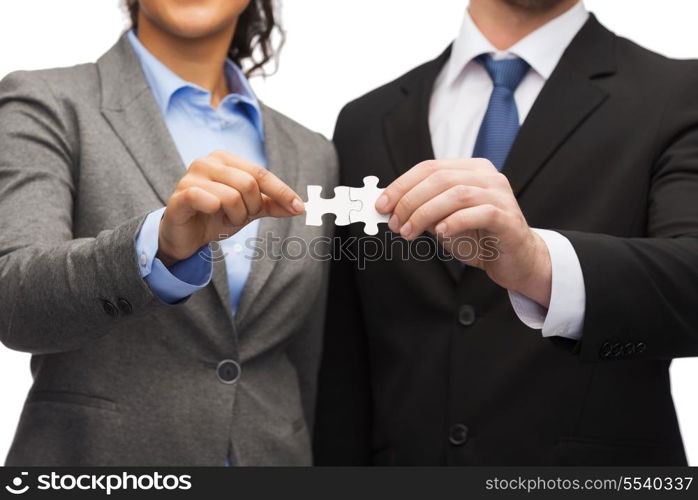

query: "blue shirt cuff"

left=135, top=208, right=213, bottom=303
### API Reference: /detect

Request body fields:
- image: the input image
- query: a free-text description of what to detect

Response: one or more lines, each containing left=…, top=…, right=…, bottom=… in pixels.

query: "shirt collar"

left=126, top=30, right=263, bottom=133
left=444, top=1, right=589, bottom=86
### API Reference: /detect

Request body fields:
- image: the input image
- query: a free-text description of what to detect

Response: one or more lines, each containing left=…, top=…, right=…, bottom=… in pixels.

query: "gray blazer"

left=0, top=34, right=337, bottom=465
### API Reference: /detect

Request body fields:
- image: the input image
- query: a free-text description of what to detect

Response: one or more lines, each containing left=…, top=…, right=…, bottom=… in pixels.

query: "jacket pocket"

left=27, top=390, right=118, bottom=412
left=8, top=391, right=124, bottom=465
left=554, top=436, right=686, bottom=466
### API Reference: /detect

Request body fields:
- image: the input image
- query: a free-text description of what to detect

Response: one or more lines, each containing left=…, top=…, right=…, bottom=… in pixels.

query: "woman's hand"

left=376, top=158, right=552, bottom=307
left=157, top=150, right=304, bottom=266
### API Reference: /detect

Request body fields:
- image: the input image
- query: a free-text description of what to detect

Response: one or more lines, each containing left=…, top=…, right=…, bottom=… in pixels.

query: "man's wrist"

left=509, top=231, right=553, bottom=308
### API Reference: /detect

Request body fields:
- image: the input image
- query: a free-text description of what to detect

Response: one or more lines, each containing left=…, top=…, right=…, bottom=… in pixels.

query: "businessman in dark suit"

left=314, top=0, right=698, bottom=465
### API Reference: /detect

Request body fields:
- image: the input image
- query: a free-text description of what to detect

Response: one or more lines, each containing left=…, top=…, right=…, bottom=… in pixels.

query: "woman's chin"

left=169, top=23, right=230, bottom=39
left=148, top=15, right=235, bottom=40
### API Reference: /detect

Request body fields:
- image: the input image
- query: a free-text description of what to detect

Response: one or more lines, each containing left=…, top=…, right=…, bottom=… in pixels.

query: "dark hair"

left=125, top=0, right=283, bottom=76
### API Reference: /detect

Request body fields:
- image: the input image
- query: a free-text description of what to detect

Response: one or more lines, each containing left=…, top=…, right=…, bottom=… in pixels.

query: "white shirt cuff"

left=508, top=228, right=586, bottom=340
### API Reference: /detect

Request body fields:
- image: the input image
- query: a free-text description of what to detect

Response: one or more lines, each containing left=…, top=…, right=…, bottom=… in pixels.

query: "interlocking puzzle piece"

left=305, top=176, right=390, bottom=235
left=305, top=185, right=360, bottom=227
left=349, top=176, right=390, bottom=236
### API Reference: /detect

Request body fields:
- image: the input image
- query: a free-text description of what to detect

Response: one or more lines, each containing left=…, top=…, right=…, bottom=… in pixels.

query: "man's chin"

left=501, top=0, right=574, bottom=12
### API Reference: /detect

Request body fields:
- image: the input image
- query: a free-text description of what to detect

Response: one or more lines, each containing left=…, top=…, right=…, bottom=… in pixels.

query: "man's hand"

left=158, top=150, right=304, bottom=266
left=375, top=158, right=552, bottom=307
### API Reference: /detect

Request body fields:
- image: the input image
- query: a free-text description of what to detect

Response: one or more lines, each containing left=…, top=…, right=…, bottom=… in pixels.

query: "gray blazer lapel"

left=97, top=35, right=237, bottom=324
left=97, top=34, right=184, bottom=206
left=96, top=38, right=299, bottom=329
left=234, top=104, right=299, bottom=328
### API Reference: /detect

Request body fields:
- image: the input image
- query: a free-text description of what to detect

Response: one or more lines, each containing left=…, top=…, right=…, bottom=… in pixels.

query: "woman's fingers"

left=204, top=161, right=264, bottom=216
left=185, top=152, right=305, bottom=222
left=259, top=194, right=303, bottom=218
left=167, top=186, right=221, bottom=225
left=210, top=150, right=304, bottom=215
left=196, top=180, right=250, bottom=226
left=172, top=179, right=297, bottom=227
left=160, top=152, right=305, bottom=265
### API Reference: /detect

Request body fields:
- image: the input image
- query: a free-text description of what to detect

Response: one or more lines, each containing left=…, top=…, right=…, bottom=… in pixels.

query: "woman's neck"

left=136, top=15, right=237, bottom=107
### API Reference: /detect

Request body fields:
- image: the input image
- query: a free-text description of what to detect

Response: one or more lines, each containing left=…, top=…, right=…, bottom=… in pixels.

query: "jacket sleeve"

left=0, top=71, right=169, bottom=355
left=562, top=65, right=698, bottom=363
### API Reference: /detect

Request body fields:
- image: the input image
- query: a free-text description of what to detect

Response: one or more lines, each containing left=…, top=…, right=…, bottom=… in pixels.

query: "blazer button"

left=102, top=299, right=118, bottom=317
left=117, top=298, right=133, bottom=314
left=599, top=342, right=612, bottom=358
left=449, top=424, right=469, bottom=446
left=458, top=305, right=476, bottom=326
left=622, top=342, right=635, bottom=356
left=635, top=342, right=647, bottom=354
left=216, top=359, right=241, bottom=385
left=611, top=342, right=623, bottom=357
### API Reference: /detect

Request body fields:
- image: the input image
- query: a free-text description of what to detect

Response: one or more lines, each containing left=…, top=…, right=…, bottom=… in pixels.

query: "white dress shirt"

left=429, top=1, right=588, bottom=340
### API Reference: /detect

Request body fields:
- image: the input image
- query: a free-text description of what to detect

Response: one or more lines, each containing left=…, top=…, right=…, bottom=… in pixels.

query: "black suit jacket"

left=314, top=15, right=698, bottom=465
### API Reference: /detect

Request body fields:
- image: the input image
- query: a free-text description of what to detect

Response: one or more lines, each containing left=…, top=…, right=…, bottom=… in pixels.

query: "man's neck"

left=136, top=15, right=237, bottom=108
left=468, top=0, right=579, bottom=50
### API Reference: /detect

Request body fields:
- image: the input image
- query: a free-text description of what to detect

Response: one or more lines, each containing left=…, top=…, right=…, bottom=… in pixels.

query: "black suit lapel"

left=383, top=47, right=451, bottom=179
left=505, top=14, right=617, bottom=196
left=380, top=16, right=617, bottom=283
left=383, top=47, right=463, bottom=282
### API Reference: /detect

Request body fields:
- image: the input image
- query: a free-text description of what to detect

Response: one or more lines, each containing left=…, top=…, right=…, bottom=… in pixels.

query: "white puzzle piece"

left=349, top=176, right=390, bottom=236
left=305, top=176, right=389, bottom=235
left=305, top=185, right=360, bottom=226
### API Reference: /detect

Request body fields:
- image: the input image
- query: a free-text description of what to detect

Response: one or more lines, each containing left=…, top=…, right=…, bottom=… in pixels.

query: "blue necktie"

left=471, top=54, right=530, bottom=171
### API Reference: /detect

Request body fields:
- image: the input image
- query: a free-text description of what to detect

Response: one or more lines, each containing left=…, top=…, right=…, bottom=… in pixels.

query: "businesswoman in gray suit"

left=0, top=0, right=336, bottom=465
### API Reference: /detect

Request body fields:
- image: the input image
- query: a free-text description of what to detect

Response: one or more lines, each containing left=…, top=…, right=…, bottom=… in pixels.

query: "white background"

left=1, top=0, right=697, bottom=464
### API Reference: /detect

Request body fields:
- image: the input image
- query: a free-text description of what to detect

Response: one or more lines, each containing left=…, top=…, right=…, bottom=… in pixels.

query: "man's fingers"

left=378, top=160, right=441, bottom=214
left=391, top=170, right=494, bottom=231
left=377, top=158, right=495, bottom=214
left=436, top=204, right=508, bottom=237
left=401, top=185, right=496, bottom=239
left=210, top=150, right=304, bottom=215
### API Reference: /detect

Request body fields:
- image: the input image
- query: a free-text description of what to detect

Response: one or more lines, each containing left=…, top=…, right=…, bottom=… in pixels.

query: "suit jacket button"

left=635, top=342, right=647, bottom=354
left=117, top=298, right=133, bottom=314
left=216, top=359, right=241, bottom=384
left=449, top=424, right=469, bottom=446
left=458, top=305, right=476, bottom=326
left=102, top=300, right=118, bottom=317
left=622, top=342, right=635, bottom=356
left=611, top=342, right=623, bottom=357
left=599, top=342, right=612, bottom=358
